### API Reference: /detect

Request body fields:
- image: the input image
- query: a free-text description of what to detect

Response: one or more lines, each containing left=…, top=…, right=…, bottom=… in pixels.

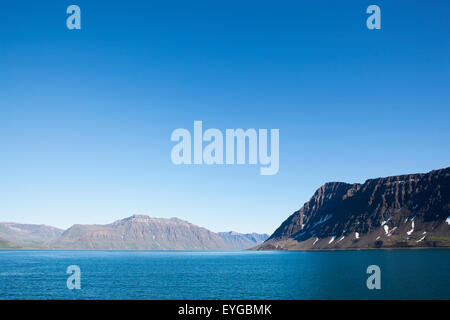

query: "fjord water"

left=0, top=250, right=449, bottom=299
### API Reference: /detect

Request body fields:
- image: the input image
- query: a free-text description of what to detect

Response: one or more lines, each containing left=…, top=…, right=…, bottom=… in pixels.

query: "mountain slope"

left=54, top=215, right=232, bottom=250
left=0, top=223, right=63, bottom=248
left=0, top=216, right=266, bottom=250
left=257, top=167, right=450, bottom=250
left=218, top=231, right=269, bottom=249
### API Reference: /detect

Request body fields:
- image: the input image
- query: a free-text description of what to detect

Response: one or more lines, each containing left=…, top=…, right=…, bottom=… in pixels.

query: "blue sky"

left=1, top=1, right=449, bottom=233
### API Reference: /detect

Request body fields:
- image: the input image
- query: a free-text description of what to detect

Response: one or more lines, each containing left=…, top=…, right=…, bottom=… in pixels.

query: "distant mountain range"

left=3, top=167, right=449, bottom=251
left=217, top=231, right=269, bottom=250
left=0, top=215, right=268, bottom=250
left=0, top=223, right=63, bottom=249
left=256, top=167, right=450, bottom=250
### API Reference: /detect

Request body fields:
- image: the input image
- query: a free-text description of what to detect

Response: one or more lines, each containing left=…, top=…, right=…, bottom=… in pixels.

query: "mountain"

left=55, top=215, right=232, bottom=250
left=218, top=231, right=269, bottom=249
left=0, top=237, right=16, bottom=249
left=0, top=215, right=265, bottom=250
left=0, top=223, right=63, bottom=248
left=257, top=167, right=450, bottom=250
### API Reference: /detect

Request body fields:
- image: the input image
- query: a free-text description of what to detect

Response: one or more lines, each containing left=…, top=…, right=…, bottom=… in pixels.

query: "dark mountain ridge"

left=257, top=167, right=450, bottom=250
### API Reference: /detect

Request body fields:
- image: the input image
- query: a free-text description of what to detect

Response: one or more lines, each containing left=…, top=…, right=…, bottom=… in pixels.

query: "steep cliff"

left=257, top=167, right=450, bottom=250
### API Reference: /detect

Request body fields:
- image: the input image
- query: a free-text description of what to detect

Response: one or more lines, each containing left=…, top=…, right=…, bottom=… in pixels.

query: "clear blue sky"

left=1, top=1, right=449, bottom=234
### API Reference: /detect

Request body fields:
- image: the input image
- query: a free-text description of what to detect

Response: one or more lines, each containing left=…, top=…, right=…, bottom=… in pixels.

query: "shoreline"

left=1, top=247, right=450, bottom=252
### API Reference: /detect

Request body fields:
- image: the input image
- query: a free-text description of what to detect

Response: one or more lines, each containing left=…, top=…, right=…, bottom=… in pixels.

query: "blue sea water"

left=0, top=249, right=449, bottom=300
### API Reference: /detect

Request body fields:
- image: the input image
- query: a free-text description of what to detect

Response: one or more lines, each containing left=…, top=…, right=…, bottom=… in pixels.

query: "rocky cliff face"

left=257, top=167, right=450, bottom=250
